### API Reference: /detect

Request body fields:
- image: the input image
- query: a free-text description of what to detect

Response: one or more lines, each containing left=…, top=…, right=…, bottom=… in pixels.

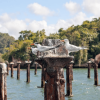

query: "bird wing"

left=38, top=46, right=54, bottom=51
left=67, top=44, right=82, bottom=52
left=38, top=44, right=61, bottom=52
left=67, top=44, right=87, bottom=52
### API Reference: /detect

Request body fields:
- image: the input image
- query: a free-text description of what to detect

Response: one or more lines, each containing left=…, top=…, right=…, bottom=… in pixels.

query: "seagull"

left=61, top=39, right=87, bottom=54
left=31, top=42, right=61, bottom=52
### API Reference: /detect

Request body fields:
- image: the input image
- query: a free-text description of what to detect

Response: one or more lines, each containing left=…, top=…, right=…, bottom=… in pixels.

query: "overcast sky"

left=0, top=0, right=100, bottom=39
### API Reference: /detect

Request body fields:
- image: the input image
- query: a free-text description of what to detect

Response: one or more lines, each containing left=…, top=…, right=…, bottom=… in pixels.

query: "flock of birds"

left=29, top=39, right=87, bottom=56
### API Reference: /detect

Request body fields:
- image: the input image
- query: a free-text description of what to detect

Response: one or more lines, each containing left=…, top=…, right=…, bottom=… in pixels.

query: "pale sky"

left=0, top=0, right=100, bottom=39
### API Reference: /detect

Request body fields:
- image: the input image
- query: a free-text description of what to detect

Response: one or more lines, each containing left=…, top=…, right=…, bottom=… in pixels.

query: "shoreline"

left=8, top=66, right=96, bottom=70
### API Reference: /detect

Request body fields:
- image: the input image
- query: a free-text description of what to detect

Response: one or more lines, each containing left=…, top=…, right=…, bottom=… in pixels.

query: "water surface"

left=7, top=68, right=100, bottom=100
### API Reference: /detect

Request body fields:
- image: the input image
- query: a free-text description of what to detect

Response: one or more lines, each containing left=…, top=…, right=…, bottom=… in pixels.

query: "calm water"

left=7, top=68, right=100, bottom=100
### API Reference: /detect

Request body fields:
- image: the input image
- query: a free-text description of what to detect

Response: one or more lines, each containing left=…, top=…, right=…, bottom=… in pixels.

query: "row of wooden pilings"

left=0, top=60, right=74, bottom=100
left=0, top=61, right=36, bottom=100
left=1, top=59, right=98, bottom=100
left=7, top=61, right=38, bottom=83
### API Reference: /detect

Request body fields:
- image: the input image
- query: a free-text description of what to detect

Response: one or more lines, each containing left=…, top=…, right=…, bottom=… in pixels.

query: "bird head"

left=61, top=40, right=65, bottom=42
left=31, top=42, right=38, bottom=46
left=61, top=39, right=69, bottom=43
left=31, top=42, right=40, bottom=47
left=31, top=43, right=34, bottom=45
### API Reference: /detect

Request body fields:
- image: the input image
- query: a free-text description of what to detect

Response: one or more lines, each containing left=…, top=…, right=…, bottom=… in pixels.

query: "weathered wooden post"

left=17, top=61, right=21, bottom=80
left=94, top=62, right=98, bottom=85
left=10, top=62, right=14, bottom=77
left=70, top=61, right=74, bottom=80
left=34, top=62, right=37, bottom=75
left=35, top=59, right=46, bottom=88
left=0, top=63, right=7, bottom=100
left=25, top=61, right=31, bottom=83
left=65, top=61, right=73, bottom=97
left=41, top=63, right=46, bottom=88
left=87, top=61, right=91, bottom=78
left=7, top=62, right=9, bottom=75
left=43, top=57, right=73, bottom=100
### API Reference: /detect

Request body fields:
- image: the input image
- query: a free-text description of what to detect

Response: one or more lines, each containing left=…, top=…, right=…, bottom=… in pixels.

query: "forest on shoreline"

left=1, top=17, right=100, bottom=65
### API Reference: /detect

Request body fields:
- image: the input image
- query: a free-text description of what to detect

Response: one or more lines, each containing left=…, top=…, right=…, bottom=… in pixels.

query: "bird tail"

left=81, top=47, right=88, bottom=50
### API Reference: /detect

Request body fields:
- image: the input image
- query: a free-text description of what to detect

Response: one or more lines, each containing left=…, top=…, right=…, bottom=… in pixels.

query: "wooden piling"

left=7, top=63, right=9, bottom=75
left=65, top=62, right=73, bottom=97
left=87, top=61, right=91, bottom=78
left=43, top=57, right=73, bottom=100
left=27, top=64, right=30, bottom=83
left=34, top=63, right=37, bottom=75
left=44, top=67, right=65, bottom=100
left=0, top=63, right=7, bottom=100
left=70, top=61, right=74, bottom=80
left=94, top=63, right=98, bottom=85
left=17, top=61, right=21, bottom=80
left=25, top=61, right=31, bottom=83
left=41, top=64, right=46, bottom=88
left=10, top=62, right=14, bottom=77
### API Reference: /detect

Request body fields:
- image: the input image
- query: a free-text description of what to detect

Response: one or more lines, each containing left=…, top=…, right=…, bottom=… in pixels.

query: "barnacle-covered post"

left=25, top=61, right=31, bottom=83
left=17, top=61, right=21, bottom=80
left=0, top=63, right=7, bottom=100
left=10, top=62, right=14, bottom=77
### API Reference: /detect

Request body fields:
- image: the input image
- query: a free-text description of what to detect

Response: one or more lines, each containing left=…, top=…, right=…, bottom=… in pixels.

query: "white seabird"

left=31, top=42, right=61, bottom=52
left=28, top=47, right=38, bottom=55
left=61, top=39, right=87, bottom=54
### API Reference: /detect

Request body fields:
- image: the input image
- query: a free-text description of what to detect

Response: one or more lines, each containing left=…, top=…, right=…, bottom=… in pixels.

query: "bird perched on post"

left=61, top=39, right=87, bottom=55
left=31, top=42, right=61, bottom=52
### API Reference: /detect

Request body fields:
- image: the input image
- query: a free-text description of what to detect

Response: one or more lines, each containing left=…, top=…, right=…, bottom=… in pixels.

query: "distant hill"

left=0, top=32, right=15, bottom=54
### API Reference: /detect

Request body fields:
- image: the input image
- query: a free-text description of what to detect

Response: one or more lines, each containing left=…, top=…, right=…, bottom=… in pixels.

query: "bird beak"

left=61, top=40, right=65, bottom=42
left=28, top=47, right=31, bottom=49
left=31, top=43, right=34, bottom=45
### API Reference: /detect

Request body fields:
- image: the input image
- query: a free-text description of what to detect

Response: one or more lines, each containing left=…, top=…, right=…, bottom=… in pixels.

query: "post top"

left=25, top=61, right=32, bottom=64
left=17, top=61, right=21, bottom=64
left=88, top=61, right=92, bottom=63
left=0, top=63, right=7, bottom=73
left=38, top=55, right=74, bottom=58
left=5, top=61, right=9, bottom=64
left=34, top=62, right=38, bottom=64
left=10, top=62, right=14, bottom=64
left=70, top=60, right=74, bottom=64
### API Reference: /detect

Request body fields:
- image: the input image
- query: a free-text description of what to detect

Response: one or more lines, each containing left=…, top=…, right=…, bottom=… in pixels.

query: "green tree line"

left=1, top=17, right=100, bottom=65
